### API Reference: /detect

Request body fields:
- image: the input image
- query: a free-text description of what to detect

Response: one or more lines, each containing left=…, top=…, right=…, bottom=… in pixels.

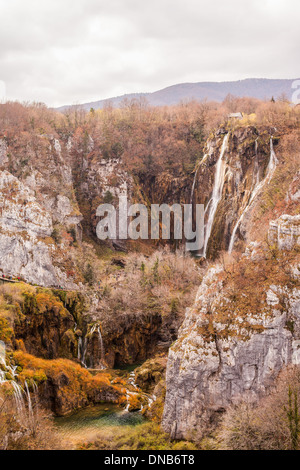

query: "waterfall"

left=90, top=324, right=105, bottom=362
left=0, top=356, right=25, bottom=417
left=11, top=381, right=25, bottom=416
left=147, top=394, right=157, bottom=408
left=97, top=326, right=105, bottom=362
left=78, top=336, right=82, bottom=361
left=123, top=372, right=158, bottom=413
left=81, top=337, right=88, bottom=368
left=268, top=138, right=278, bottom=179
left=25, top=380, right=35, bottom=430
left=1, top=352, right=39, bottom=433
left=202, top=134, right=229, bottom=257
left=128, top=371, right=138, bottom=390
left=81, top=324, right=98, bottom=368
left=228, top=138, right=278, bottom=253
left=80, top=324, right=105, bottom=369
left=125, top=392, right=130, bottom=412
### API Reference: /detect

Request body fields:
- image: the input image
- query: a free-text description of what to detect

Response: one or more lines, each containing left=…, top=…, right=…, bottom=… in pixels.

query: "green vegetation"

left=79, top=422, right=198, bottom=451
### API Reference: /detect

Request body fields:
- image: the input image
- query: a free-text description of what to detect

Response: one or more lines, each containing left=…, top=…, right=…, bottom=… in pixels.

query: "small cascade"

left=31, top=381, right=39, bottom=408
left=80, top=324, right=97, bottom=368
left=81, top=337, right=88, bottom=368
left=25, top=380, right=35, bottom=430
left=228, top=138, right=278, bottom=253
left=11, top=380, right=25, bottom=416
left=202, top=134, right=229, bottom=257
left=122, top=371, right=158, bottom=414
left=268, top=137, right=278, bottom=178
left=78, top=336, right=82, bottom=361
left=97, top=326, right=105, bottom=362
left=80, top=324, right=106, bottom=369
left=124, top=387, right=139, bottom=412
left=128, top=371, right=138, bottom=390
left=146, top=394, right=157, bottom=408
left=125, top=392, right=130, bottom=412
left=0, top=356, right=35, bottom=420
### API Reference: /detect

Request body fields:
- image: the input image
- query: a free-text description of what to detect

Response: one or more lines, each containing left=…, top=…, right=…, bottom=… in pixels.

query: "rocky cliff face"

left=192, top=126, right=279, bottom=257
left=268, top=214, right=300, bottom=250
left=83, top=311, right=162, bottom=369
left=0, top=131, right=135, bottom=285
left=0, top=170, right=77, bottom=287
left=162, top=215, right=300, bottom=440
left=0, top=121, right=298, bottom=388
left=0, top=125, right=280, bottom=286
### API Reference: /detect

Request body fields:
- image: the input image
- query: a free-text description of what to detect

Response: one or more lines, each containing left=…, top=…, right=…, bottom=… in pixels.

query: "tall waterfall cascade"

left=202, top=133, right=229, bottom=257
left=228, top=138, right=278, bottom=253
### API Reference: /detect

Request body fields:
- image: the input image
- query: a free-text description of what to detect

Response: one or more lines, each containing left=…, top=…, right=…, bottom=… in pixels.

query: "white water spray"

left=228, top=138, right=278, bottom=253
left=81, top=337, right=88, bottom=368
left=202, top=134, right=229, bottom=257
left=25, top=380, right=35, bottom=430
left=128, top=371, right=138, bottom=390
left=0, top=356, right=35, bottom=421
left=81, top=324, right=106, bottom=369
left=78, top=336, right=82, bottom=361
left=97, top=326, right=105, bottom=362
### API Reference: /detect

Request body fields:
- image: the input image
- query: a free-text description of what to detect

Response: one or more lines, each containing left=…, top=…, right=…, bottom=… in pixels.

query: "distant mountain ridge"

left=57, top=78, right=297, bottom=111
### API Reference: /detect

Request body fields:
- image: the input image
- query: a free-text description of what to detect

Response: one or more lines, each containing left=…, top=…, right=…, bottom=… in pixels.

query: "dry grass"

left=0, top=389, right=62, bottom=450
left=97, top=248, right=201, bottom=322
left=216, top=366, right=300, bottom=450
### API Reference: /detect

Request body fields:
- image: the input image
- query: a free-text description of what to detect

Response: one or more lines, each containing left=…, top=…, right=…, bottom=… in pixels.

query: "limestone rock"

left=0, top=139, right=8, bottom=165
left=268, top=214, right=300, bottom=250
left=0, top=170, right=77, bottom=288
left=162, top=256, right=300, bottom=440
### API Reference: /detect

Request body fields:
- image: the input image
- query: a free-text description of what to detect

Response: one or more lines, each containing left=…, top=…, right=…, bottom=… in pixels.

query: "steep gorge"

left=161, top=125, right=300, bottom=440
left=0, top=104, right=299, bottom=447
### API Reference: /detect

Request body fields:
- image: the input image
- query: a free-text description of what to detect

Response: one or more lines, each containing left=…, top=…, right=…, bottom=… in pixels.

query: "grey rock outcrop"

left=269, top=214, right=300, bottom=250
left=0, top=139, right=8, bottom=166
left=0, top=170, right=77, bottom=288
left=162, top=216, right=300, bottom=440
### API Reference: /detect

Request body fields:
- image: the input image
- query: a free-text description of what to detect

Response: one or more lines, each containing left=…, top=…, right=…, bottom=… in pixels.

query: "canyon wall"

left=1, top=121, right=299, bottom=425
left=162, top=215, right=300, bottom=440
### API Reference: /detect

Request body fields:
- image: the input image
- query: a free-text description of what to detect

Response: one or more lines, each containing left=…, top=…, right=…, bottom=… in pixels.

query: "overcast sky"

left=0, top=0, right=299, bottom=107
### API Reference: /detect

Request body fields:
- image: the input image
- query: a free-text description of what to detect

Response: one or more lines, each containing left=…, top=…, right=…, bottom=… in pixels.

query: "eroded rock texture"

left=162, top=216, right=300, bottom=440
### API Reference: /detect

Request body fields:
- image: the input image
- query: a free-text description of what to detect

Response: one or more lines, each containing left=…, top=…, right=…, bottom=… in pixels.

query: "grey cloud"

left=0, top=0, right=299, bottom=106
